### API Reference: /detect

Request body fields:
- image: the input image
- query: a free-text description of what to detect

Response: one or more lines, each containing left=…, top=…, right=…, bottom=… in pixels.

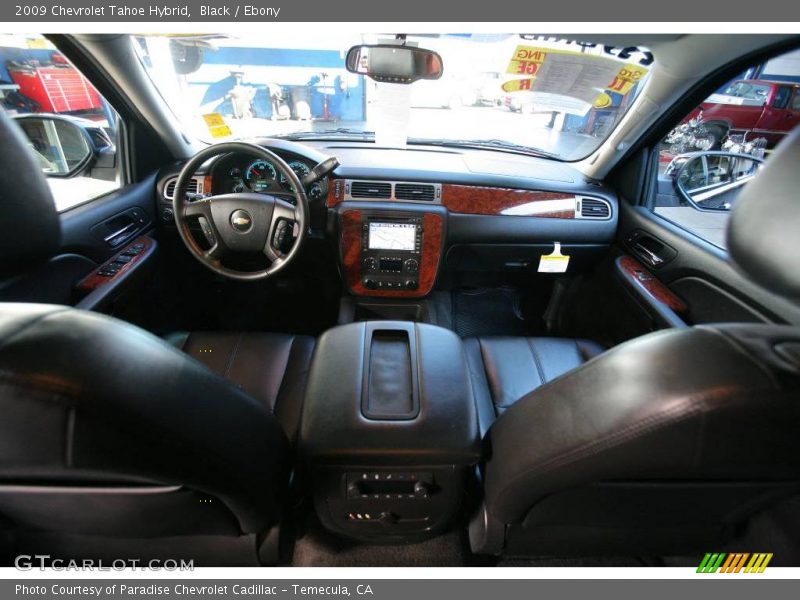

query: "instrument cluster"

left=217, top=154, right=325, bottom=203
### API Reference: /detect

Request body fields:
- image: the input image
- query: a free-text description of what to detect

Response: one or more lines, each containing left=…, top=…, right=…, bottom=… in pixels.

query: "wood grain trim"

left=340, top=210, right=443, bottom=298
left=75, top=236, right=155, bottom=293
left=618, top=255, right=688, bottom=314
left=327, top=180, right=577, bottom=218
left=327, top=177, right=344, bottom=207
left=443, top=184, right=576, bottom=218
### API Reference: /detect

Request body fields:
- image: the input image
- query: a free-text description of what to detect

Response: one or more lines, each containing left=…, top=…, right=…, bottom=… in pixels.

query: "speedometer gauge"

left=280, top=161, right=311, bottom=191
left=245, top=160, right=277, bottom=192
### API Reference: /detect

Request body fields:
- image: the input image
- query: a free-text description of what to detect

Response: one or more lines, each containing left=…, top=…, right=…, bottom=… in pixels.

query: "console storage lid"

left=300, top=321, right=480, bottom=466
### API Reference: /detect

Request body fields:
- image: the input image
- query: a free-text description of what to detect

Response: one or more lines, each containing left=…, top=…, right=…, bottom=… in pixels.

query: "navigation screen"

left=368, top=222, right=417, bottom=251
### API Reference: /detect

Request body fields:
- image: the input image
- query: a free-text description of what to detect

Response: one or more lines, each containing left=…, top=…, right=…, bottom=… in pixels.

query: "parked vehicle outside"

left=683, top=79, right=800, bottom=148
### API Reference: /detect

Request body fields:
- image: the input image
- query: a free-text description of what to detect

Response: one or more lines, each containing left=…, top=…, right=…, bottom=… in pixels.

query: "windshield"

left=134, top=34, right=651, bottom=161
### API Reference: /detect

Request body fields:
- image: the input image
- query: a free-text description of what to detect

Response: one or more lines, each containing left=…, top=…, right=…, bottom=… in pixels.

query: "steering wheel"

left=172, top=142, right=309, bottom=281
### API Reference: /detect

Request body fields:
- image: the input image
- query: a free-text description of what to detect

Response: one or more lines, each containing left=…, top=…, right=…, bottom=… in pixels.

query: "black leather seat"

left=0, top=111, right=308, bottom=565
left=165, top=331, right=315, bottom=442
left=464, top=337, right=604, bottom=435
left=469, top=128, right=800, bottom=558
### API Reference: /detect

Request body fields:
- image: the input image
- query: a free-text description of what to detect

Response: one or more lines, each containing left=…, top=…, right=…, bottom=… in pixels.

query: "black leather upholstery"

left=473, top=323, right=800, bottom=555
left=0, top=304, right=291, bottom=541
left=165, top=331, right=315, bottom=442
left=483, top=325, right=800, bottom=523
left=728, top=126, right=800, bottom=300
left=471, top=128, right=800, bottom=557
left=0, top=113, right=61, bottom=277
left=464, top=336, right=604, bottom=435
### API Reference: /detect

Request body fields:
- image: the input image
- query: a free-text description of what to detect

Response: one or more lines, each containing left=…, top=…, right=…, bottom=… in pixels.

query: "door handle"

left=103, top=221, right=137, bottom=243
left=633, top=242, right=664, bottom=266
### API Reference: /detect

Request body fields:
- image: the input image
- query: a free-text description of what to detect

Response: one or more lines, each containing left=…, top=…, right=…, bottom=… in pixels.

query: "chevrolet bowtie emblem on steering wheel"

left=230, top=209, right=253, bottom=232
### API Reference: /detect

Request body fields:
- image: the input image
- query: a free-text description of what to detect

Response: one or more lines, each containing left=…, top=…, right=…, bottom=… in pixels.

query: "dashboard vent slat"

left=350, top=181, right=392, bottom=199
left=165, top=178, right=199, bottom=200
left=580, top=197, right=611, bottom=219
left=395, top=183, right=436, bottom=202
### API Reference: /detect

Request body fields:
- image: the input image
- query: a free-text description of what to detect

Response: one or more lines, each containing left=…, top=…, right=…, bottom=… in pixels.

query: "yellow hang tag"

left=538, top=242, right=570, bottom=273
left=202, top=113, right=233, bottom=139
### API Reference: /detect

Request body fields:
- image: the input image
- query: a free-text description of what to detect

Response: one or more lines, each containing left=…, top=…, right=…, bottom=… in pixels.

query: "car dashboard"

left=155, top=138, right=618, bottom=298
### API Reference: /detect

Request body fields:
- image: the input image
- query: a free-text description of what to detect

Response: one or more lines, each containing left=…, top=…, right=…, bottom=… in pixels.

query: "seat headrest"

left=727, top=127, right=800, bottom=301
left=0, top=111, right=61, bottom=278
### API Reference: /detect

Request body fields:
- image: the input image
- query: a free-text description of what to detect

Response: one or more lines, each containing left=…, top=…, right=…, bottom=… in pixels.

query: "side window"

left=772, top=86, right=791, bottom=109
left=651, top=48, right=800, bottom=250
left=0, top=34, right=122, bottom=212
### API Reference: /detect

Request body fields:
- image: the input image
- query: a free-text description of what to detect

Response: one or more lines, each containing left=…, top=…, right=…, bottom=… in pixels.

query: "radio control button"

left=404, top=258, right=419, bottom=273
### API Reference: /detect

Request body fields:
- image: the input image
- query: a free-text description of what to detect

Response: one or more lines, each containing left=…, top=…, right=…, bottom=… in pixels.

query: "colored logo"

left=230, top=209, right=252, bottom=232
left=697, top=553, right=773, bottom=573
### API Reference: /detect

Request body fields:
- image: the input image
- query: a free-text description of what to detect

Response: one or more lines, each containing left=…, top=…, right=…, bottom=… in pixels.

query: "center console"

left=338, top=205, right=445, bottom=299
left=300, top=321, right=480, bottom=542
left=360, top=216, right=423, bottom=291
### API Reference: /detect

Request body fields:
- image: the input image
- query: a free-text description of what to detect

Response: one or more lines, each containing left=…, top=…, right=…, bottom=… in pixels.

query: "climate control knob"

left=413, top=481, right=431, bottom=498
left=404, top=258, right=419, bottom=274
left=362, top=257, right=378, bottom=271
left=405, top=280, right=418, bottom=290
left=363, top=278, right=377, bottom=289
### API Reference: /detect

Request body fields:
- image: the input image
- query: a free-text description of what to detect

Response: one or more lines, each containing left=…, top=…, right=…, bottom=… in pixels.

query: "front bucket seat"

left=469, top=127, right=800, bottom=559
left=0, top=110, right=302, bottom=566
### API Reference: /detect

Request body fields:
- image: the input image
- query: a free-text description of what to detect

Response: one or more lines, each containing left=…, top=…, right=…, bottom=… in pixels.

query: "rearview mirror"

left=674, top=152, right=763, bottom=211
left=14, top=115, right=114, bottom=178
left=345, top=44, right=443, bottom=84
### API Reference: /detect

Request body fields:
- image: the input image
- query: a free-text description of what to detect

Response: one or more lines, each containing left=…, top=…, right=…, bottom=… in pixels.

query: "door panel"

left=0, top=172, right=158, bottom=310
left=616, top=202, right=800, bottom=328
left=60, top=172, right=157, bottom=262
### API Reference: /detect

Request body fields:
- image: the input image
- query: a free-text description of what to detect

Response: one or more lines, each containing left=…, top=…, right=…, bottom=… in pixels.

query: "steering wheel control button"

left=273, top=220, right=288, bottom=249
left=197, top=217, right=216, bottom=245
left=230, top=209, right=253, bottom=233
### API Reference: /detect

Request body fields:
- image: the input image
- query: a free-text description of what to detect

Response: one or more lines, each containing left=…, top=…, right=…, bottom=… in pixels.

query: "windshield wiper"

left=278, top=128, right=374, bottom=141
left=410, top=137, right=561, bottom=160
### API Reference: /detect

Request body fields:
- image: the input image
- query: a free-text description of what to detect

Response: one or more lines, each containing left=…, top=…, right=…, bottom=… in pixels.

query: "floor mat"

left=453, top=287, right=534, bottom=338
left=290, top=517, right=482, bottom=567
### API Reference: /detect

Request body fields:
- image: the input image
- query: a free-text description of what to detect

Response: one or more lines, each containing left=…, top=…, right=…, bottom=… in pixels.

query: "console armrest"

left=300, top=321, right=480, bottom=466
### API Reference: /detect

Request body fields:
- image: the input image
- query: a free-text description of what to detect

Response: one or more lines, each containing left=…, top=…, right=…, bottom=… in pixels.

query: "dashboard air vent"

left=395, top=183, right=436, bottom=202
left=580, top=197, right=611, bottom=219
left=350, top=181, right=392, bottom=199
left=165, top=177, right=199, bottom=200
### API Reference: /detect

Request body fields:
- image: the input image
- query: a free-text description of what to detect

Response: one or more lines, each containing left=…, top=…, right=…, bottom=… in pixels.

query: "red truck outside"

left=686, top=79, right=800, bottom=147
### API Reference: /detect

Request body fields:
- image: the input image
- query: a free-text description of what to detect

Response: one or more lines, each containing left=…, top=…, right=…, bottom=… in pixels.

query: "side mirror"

left=345, top=44, right=443, bottom=84
left=674, top=151, right=763, bottom=211
left=14, top=115, right=114, bottom=178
